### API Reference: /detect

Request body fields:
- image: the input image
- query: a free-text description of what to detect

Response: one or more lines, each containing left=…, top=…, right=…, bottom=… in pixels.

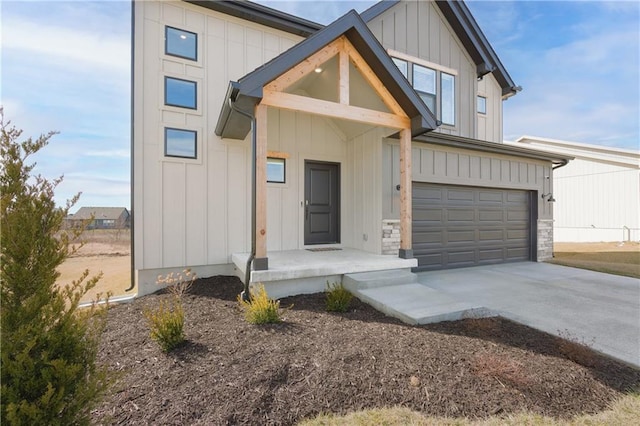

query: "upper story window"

left=165, top=128, right=197, bottom=159
left=165, top=77, right=197, bottom=109
left=413, top=64, right=437, bottom=114
left=392, top=58, right=408, bottom=79
left=165, top=26, right=197, bottom=61
left=477, top=96, right=487, bottom=114
left=390, top=50, right=457, bottom=127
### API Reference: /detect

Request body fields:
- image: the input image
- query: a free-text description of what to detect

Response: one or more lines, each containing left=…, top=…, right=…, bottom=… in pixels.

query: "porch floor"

left=232, top=248, right=417, bottom=283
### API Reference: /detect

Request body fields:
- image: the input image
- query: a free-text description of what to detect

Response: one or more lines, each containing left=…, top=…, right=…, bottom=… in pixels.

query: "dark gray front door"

left=304, top=161, right=340, bottom=245
left=412, top=183, right=532, bottom=271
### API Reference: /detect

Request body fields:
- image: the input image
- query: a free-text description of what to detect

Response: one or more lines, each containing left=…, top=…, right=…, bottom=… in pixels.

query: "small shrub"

left=471, top=353, right=530, bottom=386
left=325, top=282, right=353, bottom=312
left=238, top=284, right=282, bottom=324
left=143, top=269, right=196, bottom=352
left=144, top=299, right=185, bottom=352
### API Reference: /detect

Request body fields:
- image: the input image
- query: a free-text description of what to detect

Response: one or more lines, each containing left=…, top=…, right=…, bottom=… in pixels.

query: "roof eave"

left=184, top=0, right=323, bottom=37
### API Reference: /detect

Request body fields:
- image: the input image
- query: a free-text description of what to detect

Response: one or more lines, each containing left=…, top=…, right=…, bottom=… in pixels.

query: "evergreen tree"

left=1, top=109, right=109, bottom=425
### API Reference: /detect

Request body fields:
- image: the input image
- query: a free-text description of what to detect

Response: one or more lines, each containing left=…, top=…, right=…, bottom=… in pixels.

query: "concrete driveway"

left=416, top=262, right=640, bottom=368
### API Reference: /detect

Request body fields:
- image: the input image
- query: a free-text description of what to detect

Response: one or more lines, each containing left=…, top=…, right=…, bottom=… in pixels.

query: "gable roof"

left=191, top=0, right=519, bottom=98
left=360, top=0, right=520, bottom=98
left=215, top=9, right=438, bottom=140
left=71, top=207, right=129, bottom=221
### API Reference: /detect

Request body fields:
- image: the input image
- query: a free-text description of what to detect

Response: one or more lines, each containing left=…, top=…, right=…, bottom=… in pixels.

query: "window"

left=267, top=157, right=285, bottom=183
left=392, top=57, right=408, bottom=78
left=413, top=64, right=436, bottom=113
left=165, top=26, right=197, bottom=61
left=477, top=96, right=487, bottom=114
left=392, top=54, right=457, bottom=126
left=165, top=77, right=197, bottom=109
left=165, top=128, right=197, bottom=159
left=441, top=73, right=455, bottom=125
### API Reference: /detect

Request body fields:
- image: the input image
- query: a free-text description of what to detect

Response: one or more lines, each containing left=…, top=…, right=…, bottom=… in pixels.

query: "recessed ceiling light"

left=314, top=67, right=322, bottom=73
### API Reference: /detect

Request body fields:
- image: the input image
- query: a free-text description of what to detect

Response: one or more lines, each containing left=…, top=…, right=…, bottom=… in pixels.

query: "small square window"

left=165, top=128, right=197, bottom=159
left=165, top=77, right=197, bottom=109
left=267, top=157, right=285, bottom=183
left=165, top=26, right=197, bottom=61
left=392, top=57, right=408, bottom=78
left=477, top=96, right=487, bottom=114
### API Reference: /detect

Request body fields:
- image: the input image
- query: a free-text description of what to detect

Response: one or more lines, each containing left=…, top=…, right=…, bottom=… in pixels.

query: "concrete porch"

left=232, top=248, right=417, bottom=299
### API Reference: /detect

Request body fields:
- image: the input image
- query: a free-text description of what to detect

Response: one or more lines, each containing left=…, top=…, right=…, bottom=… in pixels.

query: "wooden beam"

left=255, top=103, right=268, bottom=260
left=343, top=38, right=407, bottom=118
left=399, top=128, right=412, bottom=252
left=265, top=38, right=342, bottom=92
left=338, top=48, right=349, bottom=105
left=262, top=89, right=410, bottom=129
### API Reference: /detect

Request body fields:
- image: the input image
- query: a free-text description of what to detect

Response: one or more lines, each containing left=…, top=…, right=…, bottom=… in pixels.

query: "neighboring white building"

left=513, top=136, right=640, bottom=243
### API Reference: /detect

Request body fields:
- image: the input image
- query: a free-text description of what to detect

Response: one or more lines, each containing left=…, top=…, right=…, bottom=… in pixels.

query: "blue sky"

left=1, top=0, right=638, bottom=210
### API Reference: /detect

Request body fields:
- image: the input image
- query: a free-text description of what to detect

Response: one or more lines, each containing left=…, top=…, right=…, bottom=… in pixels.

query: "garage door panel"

left=413, top=183, right=531, bottom=271
left=447, top=209, right=475, bottom=222
left=478, top=209, right=504, bottom=222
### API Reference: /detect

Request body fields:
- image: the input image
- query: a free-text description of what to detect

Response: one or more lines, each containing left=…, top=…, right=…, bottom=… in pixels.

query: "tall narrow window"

left=165, top=77, right=197, bottom=109
left=477, top=96, right=487, bottom=114
left=441, top=72, right=455, bottom=125
left=165, top=128, right=197, bottom=159
left=165, top=26, right=197, bottom=61
left=413, top=64, right=436, bottom=113
left=392, top=57, right=408, bottom=79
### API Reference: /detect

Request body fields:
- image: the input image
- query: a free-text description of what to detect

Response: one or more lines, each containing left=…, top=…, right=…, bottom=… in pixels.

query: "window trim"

left=267, top=157, right=286, bottom=184
left=165, top=26, right=198, bottom=61
left=164, top=127, right=197, bottom=159
left=164, top=76, right=197, bottom=110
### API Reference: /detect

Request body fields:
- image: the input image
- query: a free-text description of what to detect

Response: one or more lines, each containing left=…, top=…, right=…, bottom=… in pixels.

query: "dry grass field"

left=550, top=241, right=640, bottom=279
left=56, top=229, right=132, bottom=303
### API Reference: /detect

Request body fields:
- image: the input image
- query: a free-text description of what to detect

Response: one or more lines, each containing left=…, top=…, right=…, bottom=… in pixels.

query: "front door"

left=304, top=161, right=340, bottom=245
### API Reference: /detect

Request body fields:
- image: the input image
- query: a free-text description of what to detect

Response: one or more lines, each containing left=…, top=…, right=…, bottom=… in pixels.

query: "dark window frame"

left=477, top=95, right=487, bottom=115
left=165, top=26, right=198, bottom=61
left=267, top=157, right=286, bottom=184
left=164, top=127, right=197, bottom=159
left=164, top=76, right=197, bottom=109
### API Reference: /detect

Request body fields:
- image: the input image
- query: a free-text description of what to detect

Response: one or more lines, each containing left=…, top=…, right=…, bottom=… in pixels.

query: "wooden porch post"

left=399, top=128, right=413, bottom=259
left=254, top=103, right=268, bottom=270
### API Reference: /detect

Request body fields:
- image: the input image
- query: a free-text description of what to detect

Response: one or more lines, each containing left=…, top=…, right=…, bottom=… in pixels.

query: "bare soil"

left=550, top=242, right=640, bottom=278
left=92, top=276, right=640, bottom=425
left=57, top=229, right=132, bottom=303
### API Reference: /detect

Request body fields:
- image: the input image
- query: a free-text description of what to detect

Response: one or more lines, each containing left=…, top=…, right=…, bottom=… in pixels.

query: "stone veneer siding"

left=382, top=219, right=401, bottom=255
left=537, top=219, right=553, bottom=261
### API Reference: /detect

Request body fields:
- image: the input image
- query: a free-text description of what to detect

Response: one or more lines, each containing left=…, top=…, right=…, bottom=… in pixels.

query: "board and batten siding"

left=553, top=159, right=640, bottom=242
left=367, top=0, right=503, bottom=143
left=382, top=141, right=553, bottom=221
left=133, top=1, right=302, bottom=290
left=265, top=109, right=348, bottom=251
left=476, top=74, right=503, bottom=143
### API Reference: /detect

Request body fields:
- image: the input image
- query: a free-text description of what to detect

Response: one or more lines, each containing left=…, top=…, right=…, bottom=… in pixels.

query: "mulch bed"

left=92, top=276, right=640, bottom=425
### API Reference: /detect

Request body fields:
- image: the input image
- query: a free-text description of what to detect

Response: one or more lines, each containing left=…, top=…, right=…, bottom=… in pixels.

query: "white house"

left=132, top=0, right=571, bottom=297
left=513, top=136, right=640, bottom=243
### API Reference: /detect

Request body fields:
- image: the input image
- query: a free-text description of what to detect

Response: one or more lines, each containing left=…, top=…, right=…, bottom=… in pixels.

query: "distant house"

left=66, top=207, right=131, bottom=230
left=512, top=136, right=639, bottom=242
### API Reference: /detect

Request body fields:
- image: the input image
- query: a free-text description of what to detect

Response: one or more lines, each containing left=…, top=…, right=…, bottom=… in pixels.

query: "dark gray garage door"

left=413, top=183, right=532, bottom=271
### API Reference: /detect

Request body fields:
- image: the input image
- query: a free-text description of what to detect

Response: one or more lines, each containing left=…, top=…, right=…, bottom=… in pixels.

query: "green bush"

left=1, top=110, right=109, bottom=425
left=325, top=282, right=353, bottom=312
left=144, top=299, right=185, bottom=352
left=143, top=269, right=196, bottom=352
left=238, top=284, right=282, bottom=324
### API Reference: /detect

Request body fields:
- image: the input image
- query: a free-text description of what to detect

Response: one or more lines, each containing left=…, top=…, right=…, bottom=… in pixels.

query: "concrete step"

left=343, top=269, right=417, bottom=291
left=353, top=283, right=494, bottom=325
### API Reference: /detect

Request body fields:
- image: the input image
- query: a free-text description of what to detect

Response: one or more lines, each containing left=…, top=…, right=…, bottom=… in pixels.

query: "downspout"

left=125, top=0, right=136, bottom=293
left=228, top=98, right=256, bottom=302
